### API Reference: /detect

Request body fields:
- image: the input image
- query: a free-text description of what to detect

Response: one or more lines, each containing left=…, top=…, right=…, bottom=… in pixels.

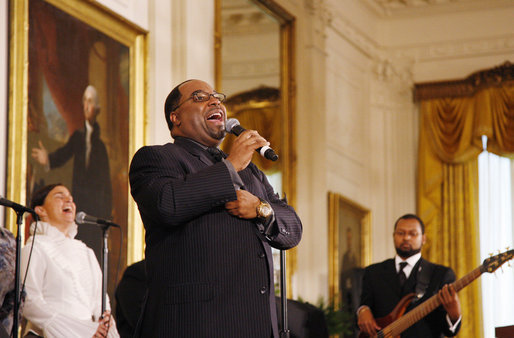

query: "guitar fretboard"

left=380, top=266, right=483, bottom=337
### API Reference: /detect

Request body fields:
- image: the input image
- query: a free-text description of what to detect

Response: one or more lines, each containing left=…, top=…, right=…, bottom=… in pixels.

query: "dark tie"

left=206, top=147, right=224, bottom=162
left=398, top=262, right=408, bottom=287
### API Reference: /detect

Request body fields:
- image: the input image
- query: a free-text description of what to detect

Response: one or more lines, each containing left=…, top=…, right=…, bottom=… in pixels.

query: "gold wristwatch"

left=256, top=199, right=273, bottom=219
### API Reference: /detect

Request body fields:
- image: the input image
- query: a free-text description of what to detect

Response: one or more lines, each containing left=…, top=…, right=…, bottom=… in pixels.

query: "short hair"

left=164, top=79, right=193, bottom=132
left=83, top=85, right=100, bottom=108
left=394, top=213, right=425, bottom=234
left=30, top=183, right=64, bottom=209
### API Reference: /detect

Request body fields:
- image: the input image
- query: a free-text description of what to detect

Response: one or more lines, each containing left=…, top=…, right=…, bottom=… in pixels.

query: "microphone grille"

left=75, top=211, right=86, bottom=224
left=225, top=118, right=240, bottom=133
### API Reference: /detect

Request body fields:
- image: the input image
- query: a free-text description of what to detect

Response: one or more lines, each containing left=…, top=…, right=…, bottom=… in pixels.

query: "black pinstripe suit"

left=129, top=137, right=302, bottom=337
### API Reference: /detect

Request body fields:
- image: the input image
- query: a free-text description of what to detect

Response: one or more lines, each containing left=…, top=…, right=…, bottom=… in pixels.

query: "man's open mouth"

left=207, top=111, right=223, bottom=121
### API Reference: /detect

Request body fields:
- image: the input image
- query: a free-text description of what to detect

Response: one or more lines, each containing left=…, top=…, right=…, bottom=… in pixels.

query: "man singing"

left=129, top=79, right=302, bottom=337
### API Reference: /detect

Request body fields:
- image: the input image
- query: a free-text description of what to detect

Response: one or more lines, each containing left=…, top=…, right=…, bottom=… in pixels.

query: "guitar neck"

left=381, top=266, right=483, bottom=337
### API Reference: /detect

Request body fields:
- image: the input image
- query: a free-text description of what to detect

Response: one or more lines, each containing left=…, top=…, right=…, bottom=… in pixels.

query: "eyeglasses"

left=173, top=90, right=226, bottom=111
left=394, top=231, right=420, bottom=238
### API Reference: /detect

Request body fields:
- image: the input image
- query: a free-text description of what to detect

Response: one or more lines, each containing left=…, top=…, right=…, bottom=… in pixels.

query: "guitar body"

left=358, top=293, right=417, bottom=338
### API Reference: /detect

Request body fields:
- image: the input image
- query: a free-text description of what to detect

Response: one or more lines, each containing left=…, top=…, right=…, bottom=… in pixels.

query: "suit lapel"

left=383, top=259, right=402, bottom=296
left=413, top=258, right=434, bottom=301
left=173, top=137, right=213, bottom=165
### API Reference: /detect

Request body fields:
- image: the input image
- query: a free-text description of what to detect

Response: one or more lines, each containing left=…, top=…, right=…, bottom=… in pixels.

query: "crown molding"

left=361, top=0, right=514, bottom=19
left=327, top=9, right=414, bottom=86
left=414, top=61, right=514, bottom=101
left=393, top=35, right=514, bottom=61
left=304, top=0, right=333, bottom=26
left=221, top=2, right=278, bottom=36
left=328, top=13, right=378, bottom=59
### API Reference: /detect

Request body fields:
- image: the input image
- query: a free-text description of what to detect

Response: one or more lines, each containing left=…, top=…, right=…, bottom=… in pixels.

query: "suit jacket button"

left=260, top=286, right=267, bottom=294
left=258, top=252, right=265, bottom=258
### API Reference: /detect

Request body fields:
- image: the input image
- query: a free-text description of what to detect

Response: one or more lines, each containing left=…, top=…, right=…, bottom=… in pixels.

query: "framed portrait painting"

left=328, top=192, right=372, bottom=315
left=7, top=0, right=147, bottom=298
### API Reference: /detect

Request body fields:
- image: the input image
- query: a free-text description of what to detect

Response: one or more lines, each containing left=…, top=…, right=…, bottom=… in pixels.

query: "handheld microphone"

left=0, top=195, right=37, bottom=215
left=75, top=211, right=120, bottom=228
left=225, top=118, right=279, bottom=161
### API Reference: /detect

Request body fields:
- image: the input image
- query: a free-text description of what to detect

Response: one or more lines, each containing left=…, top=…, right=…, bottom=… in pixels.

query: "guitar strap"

left=413, top=259, right=434, bottom=304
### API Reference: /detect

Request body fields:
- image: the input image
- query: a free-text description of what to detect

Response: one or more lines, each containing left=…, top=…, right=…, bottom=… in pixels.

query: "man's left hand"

left=225, top=190, right=260, bottom=219
left=438, top=284, right=461, bottom=322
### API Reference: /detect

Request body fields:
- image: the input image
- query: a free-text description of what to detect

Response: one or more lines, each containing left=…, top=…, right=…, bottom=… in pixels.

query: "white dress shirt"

left=394, top=252, right=421, bottom=279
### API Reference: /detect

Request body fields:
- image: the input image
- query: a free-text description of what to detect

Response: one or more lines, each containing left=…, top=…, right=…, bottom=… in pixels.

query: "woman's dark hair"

left=30, top=183, right=64, bottom=209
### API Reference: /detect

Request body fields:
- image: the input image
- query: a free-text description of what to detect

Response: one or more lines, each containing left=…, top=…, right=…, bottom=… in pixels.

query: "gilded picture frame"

left=7, top=0, right=147, bottom=297
left=328, top=192, right=372, bottom=314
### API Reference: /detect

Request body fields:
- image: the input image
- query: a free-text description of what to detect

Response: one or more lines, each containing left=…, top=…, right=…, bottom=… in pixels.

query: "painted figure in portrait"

left=25, top=0, right=130, bottom=295
left=338, top=206, right=366, bottom=318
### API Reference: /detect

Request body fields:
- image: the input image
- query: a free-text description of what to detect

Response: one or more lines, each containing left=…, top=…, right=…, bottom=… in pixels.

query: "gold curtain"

left=417, top=65, right=514, bottom=337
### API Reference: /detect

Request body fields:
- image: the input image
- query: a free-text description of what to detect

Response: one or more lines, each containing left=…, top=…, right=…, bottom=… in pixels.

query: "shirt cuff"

left=356, top=305, right=370, bottom=317
left=446, top=314, right=461, bottom=332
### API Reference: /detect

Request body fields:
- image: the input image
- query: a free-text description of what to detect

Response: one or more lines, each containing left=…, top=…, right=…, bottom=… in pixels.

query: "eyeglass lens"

left=394, top=231, right=419, bottom=237
left=193, top=91, right=226, bottom=103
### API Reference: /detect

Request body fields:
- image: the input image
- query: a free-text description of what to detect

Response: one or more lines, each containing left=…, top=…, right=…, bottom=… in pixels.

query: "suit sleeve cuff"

left=356, top=305, right=370, bottom=317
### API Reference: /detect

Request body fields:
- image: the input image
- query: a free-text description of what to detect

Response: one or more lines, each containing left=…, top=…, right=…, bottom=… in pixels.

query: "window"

left=478, top=145, right=514, bottom=337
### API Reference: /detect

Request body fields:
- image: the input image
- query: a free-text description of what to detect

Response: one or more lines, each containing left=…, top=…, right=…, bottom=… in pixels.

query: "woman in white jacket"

left=21, top=183, right=118, bottom=338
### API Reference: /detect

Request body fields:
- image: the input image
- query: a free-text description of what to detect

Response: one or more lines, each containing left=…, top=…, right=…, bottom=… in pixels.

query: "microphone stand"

left=100, top=224, right=111, bottom=315
left=98, top=220, right=120, bottom=316
left=76, top=213, right=119, bottom=316
left=279, top=250, right=290, bottom=338
left=11, top=211, right=24, bottom=338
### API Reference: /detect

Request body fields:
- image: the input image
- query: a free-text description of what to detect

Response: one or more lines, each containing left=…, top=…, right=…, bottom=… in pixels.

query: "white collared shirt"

left=395, top=252, right=421, bottom=279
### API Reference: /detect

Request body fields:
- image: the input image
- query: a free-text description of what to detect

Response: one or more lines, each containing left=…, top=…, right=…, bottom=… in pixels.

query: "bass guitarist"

left=357, top=214, right=462, bottom=337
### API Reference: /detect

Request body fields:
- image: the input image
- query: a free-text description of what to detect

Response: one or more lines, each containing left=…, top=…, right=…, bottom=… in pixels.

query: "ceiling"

left=363, top=0, right=514, bottom=18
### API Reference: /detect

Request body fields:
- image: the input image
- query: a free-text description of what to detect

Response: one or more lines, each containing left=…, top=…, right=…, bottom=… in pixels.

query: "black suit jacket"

left=359, top=258, right=461, bottom=337
left=48, top=122, right=112, bottom=219
left=114, top=260, right=146, bottom=338
left=129, top=137, right=302, bottom=337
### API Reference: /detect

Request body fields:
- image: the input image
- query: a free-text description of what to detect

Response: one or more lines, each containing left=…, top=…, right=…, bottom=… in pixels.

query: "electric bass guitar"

left=359, top=249, right=514, bottom=338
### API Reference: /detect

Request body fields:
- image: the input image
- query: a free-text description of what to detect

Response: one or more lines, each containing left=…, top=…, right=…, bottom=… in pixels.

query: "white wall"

left=95, top=0, right=148, bottom=29
left=100, top=0, right=216, bottom=146
left=379, top=4, right=514, bottom=82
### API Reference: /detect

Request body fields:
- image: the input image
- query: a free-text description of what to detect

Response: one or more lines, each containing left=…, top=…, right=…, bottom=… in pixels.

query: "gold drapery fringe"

left=416, top=63, right=514, bottom=338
